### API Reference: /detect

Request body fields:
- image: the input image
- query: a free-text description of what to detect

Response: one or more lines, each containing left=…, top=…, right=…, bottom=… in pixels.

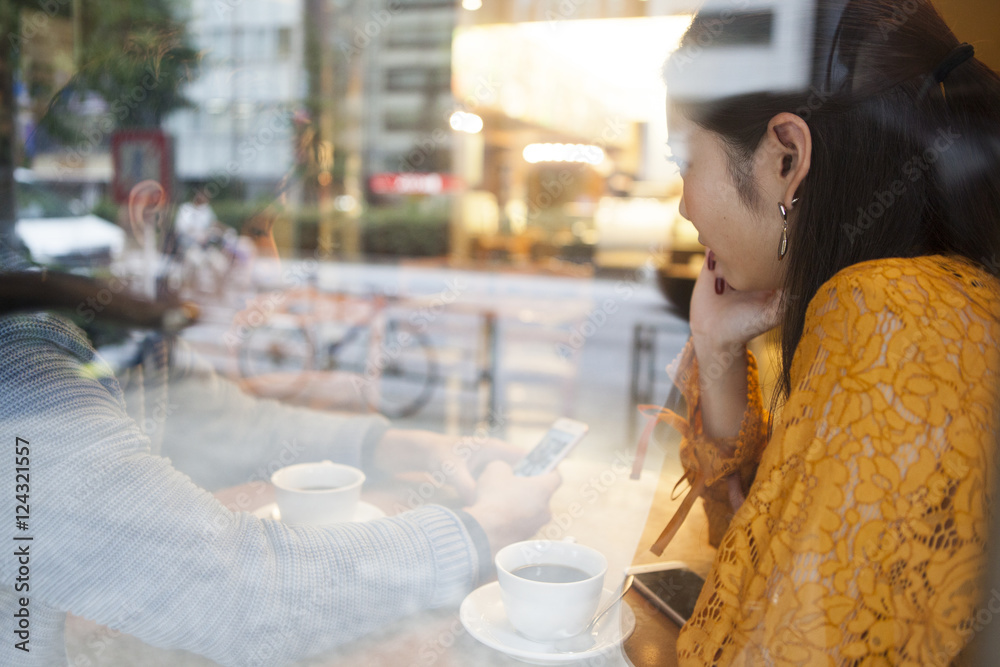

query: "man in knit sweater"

left=0, top=235, right=560, bottom=666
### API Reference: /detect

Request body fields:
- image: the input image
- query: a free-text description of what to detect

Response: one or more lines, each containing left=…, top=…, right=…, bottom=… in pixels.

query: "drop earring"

left=778, top=199, right=798, bottom=260
left=778, top=203, right=789, bottom=260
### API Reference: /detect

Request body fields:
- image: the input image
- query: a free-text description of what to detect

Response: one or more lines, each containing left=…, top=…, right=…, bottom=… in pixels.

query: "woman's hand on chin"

left=689, top=250, right=783, bottom=355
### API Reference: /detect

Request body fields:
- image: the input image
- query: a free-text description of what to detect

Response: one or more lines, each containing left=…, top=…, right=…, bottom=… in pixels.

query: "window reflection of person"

left=0, top=181, right=561, bottom=667
left=174, top=189, right=217, bottom=249
left=654, top=2, right=1000, bottom=665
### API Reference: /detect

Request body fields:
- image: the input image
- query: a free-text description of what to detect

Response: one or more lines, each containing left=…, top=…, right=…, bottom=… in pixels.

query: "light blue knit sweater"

left=0, top=249, right=482, bottom=666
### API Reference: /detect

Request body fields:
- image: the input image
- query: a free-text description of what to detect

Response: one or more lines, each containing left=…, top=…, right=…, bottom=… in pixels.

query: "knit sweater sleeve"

left=157, top=339, right=390, bottom=491
left=0, top=315, right=480, bottom=667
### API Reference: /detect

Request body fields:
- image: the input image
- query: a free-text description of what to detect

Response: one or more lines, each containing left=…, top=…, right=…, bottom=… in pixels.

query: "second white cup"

left=495, top=540, right=608, bottom=642
left=271, top=461, right=365, bottom=525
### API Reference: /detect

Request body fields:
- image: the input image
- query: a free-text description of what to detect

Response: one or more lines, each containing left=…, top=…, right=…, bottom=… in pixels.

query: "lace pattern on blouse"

left=664, top=256, right=1000, bottom=666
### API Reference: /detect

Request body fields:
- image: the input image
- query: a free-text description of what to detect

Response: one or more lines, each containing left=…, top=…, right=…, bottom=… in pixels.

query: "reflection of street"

left=179, top=260, right=691, bottom=469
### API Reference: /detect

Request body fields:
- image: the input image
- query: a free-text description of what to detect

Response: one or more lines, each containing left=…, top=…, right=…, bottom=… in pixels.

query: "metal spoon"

left=552, top=574, right=635, bottom=653
left=590, top=574, right=635, bottom=630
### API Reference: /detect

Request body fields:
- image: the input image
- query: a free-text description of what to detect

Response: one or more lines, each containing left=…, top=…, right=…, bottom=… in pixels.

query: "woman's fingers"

left=691, top=252, right=782, bottom=348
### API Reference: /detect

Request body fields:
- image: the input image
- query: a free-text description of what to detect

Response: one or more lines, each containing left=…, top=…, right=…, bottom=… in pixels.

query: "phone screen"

left=512, top=421, right=587, bottom=476
left=632, top=567, right=705, bottom=626
left=519, top=429, right=576, bottom=467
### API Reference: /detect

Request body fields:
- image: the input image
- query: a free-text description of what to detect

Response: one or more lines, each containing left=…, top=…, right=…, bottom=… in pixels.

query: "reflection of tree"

left=37, top=0, right=198, bottom=141
left=303, top=0, right=358, bottom=258
left=0, top=0, right=198, bottom=235
left=0, top=1, right=33, bottom=235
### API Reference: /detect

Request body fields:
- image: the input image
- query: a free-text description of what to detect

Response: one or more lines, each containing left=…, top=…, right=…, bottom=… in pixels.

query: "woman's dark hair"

left=673, top=0, right=1000, bottom=402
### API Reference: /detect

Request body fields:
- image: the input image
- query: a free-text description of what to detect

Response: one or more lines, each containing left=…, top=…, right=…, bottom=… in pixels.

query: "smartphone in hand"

left=628, top=561, right=706, bottom=626
left=512, top=418, right=589, bottom=476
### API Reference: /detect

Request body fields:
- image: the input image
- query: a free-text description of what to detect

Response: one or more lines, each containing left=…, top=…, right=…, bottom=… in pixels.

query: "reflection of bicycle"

left=236, top=288, right=438, bottom=419
left=165, top=226, right=243, bottom=299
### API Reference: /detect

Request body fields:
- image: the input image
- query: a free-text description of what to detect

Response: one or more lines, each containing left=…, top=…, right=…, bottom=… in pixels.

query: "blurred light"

left=508, top=384, right=528, bottom=402
left=517, top=309, right=538, bottom=323
left=318, top=141, right=335, bottom=169
left=234, top=101, right=254, bottom=118
left=523, top=143, right=605, bottom=165
left=334, top=195, right=356, bottom=212
left=450, top=111, right=484, bottom=134
left=370, top=173, right=464, bottom=195
left=462, top=0, right=482, bottom=10
left=500, top=83, right=527, bottom=120
left=506, top=200, right=527, bottom=235
left=206, top=98, right=227, bottom=115
left=453, top=16, right=693, bottom=126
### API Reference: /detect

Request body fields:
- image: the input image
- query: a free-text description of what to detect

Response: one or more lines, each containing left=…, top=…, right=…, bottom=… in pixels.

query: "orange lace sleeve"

left=650, top=339, right=769, bottom=553
left=677, top=256, right=1000, bottom=666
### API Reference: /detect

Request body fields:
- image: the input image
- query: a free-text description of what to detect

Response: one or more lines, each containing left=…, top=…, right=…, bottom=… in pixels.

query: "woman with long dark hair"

left=655, top=0, right=1000, bottom=663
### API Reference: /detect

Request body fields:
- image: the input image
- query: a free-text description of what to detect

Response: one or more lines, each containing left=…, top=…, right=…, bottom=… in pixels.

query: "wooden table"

left=65, top=450, right=715, bottom=666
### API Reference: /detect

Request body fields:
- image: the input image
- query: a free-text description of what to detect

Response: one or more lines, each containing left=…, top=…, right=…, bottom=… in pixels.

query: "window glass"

left=6, top=3, right=1000, bottom=663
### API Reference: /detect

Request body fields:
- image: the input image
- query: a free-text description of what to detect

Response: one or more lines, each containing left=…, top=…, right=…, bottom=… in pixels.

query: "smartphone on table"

left=512, top=418, right=589, bottom=476
left=628, top=561, right=706, bottom=626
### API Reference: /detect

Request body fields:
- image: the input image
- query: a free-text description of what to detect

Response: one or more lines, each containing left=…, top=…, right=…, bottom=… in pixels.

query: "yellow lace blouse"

left=666, top=255, right=1000, bottom=666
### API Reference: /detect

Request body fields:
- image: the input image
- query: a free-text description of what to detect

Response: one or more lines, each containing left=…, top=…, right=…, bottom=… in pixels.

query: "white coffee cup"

left=495, top=540, right=608, bottom=641
left=271, top=461, right=365, bottom=525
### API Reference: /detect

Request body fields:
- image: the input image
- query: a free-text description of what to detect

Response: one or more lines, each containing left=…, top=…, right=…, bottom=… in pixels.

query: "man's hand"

left=464, top=462, right=562, bottom=560
left=371, top=429, right=523, bottom=504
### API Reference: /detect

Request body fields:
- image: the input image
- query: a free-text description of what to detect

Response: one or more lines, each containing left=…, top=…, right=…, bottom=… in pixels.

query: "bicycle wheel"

left=330, top=320, right=438, bottom=419
left=238, top=319, right=315, bottom=400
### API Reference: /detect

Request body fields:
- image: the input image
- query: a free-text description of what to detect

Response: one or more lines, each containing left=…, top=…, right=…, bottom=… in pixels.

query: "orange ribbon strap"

left=631, top=404, right=690, bottom=479
left=651, top=471, right=706, bottom=556
left=631, top=404, right=715, bottom=556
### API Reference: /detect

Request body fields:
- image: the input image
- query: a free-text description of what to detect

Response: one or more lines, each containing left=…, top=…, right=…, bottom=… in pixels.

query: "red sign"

left=111, top=130, right=172, bottom=204
left=369, top=173, right=464, bottom=196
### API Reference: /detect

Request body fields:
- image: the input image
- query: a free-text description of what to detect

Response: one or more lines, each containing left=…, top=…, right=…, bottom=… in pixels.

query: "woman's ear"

left=127, top=180, right=167, bottom=245
left=762, top=112, right=812, bottom=209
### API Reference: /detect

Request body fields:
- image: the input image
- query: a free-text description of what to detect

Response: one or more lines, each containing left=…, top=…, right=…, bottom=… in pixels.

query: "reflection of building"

left=333, top=0, right=462, bottom=259
left=167, top=0, right=460, bottom=192
left=164, top=0, right=462, bottom=256
left=158, top=0, right=700, bottom=263
left=164, top=0, right=304, bottom=197
left=359, top=0, right=457, bottom=180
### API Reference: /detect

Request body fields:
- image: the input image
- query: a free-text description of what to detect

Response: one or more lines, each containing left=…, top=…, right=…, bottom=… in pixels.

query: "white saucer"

left=252, top=501, right=386, bottom=523
left=460, top=582, right=636, bottom=665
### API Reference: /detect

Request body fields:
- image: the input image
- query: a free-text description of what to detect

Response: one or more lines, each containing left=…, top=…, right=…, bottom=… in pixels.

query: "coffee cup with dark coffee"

left=271, top=461, right=365, bottom=525
left=495, top=540, right=608, bottom=641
